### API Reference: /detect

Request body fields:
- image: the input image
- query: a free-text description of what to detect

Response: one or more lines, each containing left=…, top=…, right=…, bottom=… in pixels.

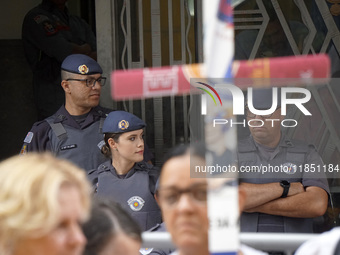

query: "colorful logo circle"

left=127, top=196, right=145, bottom=211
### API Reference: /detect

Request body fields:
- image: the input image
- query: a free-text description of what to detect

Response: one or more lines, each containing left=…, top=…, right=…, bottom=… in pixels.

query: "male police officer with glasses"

left=238, top=88, right=329, bottom=235
left=20, top=54, right=112, bottom=173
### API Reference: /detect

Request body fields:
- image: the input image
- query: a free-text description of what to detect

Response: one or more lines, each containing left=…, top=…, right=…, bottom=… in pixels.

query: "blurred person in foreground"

left=82, top=198, right=142, bottom=255
left=156, top=144, right=267, bottom=255
left=0, top=153, right=91, bottom=255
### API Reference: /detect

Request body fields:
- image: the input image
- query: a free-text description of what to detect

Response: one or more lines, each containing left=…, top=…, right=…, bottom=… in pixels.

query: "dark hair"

left=154, top=143, right=206, bottom=194
left=101, top=133, right=123, bottom=158
left=60, top=70, right=74, bottom=81
left=82, top=198, right=142, bottom=255
left=162, top=144, right=189, bottom=166
left=162, top=143, right=205, bottom=167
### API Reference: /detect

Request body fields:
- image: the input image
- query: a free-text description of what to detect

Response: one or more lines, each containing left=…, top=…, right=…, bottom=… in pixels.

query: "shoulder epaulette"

left=45, top=117, right=67, bottom=140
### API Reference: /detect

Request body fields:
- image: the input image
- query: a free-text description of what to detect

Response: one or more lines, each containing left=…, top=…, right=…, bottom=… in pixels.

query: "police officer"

left=22, top=0, right=97, bottom=119
left=90, top=110, right=162, bottom=232
left=238, top=88, right=329, bottom=233
left=21, top=54, right=110, bottom=173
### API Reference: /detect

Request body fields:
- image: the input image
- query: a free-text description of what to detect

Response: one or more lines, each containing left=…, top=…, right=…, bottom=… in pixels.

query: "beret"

left=248, top=88, right=281, bottom=110
left=103, top=111, right=146, bottom=133
left=61, top=54, right=103, bottom=74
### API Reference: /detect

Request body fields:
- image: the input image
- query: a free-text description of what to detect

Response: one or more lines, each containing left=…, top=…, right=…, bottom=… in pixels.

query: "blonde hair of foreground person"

left=0, top=153, right=92, bottom=255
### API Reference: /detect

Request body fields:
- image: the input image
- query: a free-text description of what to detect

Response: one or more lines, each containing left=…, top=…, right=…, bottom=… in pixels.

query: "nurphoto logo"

left=195, top=82, right=312, bottom=128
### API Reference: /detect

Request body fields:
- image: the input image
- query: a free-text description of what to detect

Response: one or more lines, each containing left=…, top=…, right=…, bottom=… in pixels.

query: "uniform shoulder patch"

left=97, top=140, right=105, bottom=150
left=33, top=15, right=57, bottom=35
left=33, top=14, right=49, bottom=24
left=42, top=20, right=57, bottom=35
left=24, top=132, right=34, bottom=143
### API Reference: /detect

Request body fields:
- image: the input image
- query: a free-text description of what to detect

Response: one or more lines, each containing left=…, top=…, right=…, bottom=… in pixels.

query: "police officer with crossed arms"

left=238, top=88, right=329, bottom=234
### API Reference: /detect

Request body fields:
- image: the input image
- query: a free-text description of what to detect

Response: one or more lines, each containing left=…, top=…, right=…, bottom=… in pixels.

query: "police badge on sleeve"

left=24, top=132, right=34, bottom=143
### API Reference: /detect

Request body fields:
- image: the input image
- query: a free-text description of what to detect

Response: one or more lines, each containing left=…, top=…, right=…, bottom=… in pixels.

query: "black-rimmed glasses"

left=66, top=77, right=107, bottom=88
left=157, top=183, right=207, bottom=208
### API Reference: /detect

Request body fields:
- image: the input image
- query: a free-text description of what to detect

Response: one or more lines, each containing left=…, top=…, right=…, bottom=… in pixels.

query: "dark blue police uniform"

left=21, top=104, right=110, bottom=172
left=22, top=0, right=96, bottom=118
left=89, top=111, right=162, bottom=231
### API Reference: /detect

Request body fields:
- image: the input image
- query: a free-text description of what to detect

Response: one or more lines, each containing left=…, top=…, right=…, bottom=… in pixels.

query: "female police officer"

left=89, top=110, right=162, bottom=231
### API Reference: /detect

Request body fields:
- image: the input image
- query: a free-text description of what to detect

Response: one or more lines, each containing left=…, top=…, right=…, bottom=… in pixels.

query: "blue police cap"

left=61, top=54, right=103, bottom=75
left=248, top=88, right=281, bottom=110
left=103, top=111, right=146, bottom=134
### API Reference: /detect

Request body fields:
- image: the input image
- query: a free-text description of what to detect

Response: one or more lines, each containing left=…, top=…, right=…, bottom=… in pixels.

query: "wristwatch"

left=280, top=180, right=290, bottom=198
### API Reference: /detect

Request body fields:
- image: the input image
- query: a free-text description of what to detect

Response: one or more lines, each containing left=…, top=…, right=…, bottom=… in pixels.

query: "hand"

left=287, top=182, right=305, bottom=197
